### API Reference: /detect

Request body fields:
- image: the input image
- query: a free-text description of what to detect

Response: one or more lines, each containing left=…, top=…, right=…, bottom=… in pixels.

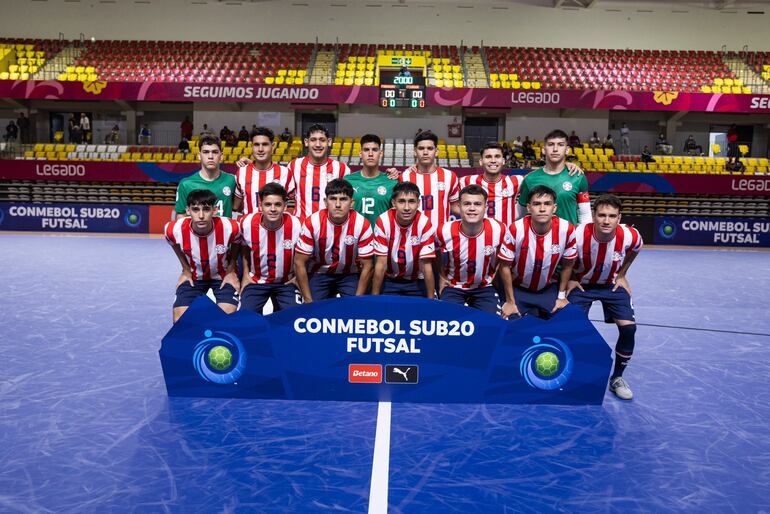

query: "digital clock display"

left=379, top=76, right=426, bottom=109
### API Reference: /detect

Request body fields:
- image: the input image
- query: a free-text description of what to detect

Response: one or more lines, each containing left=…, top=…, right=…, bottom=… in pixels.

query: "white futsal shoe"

left=609, top=376, right=634, bottom=400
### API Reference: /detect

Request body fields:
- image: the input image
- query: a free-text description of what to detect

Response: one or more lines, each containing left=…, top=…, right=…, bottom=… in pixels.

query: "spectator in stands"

left=238, top=126, right=250, bottom=142
left=178, top=137, right=190, bottom=154
left=512, top=136, right=523, bottom=152
left=727, top=124, right=739, bottom=165
left=280, top=127, right=292, bottom=143
left=17, top=113, right=31, bottom=144
left=522, top=136, right=536, bottom=166
left=683, top=135, right=703, bottom=155
left=71, top=123, right=83, bottom=144
left=67, top=114, right=77, bottom=143
left=602, top=134, right=615, bottom=153
left=619, top=123, right=630, bottom=154
left=139, top=124, right=152, bottom=145
left=568, top=130, right=581, bottom=149
left=641, top=145, right=655, bottom=164
left=79, top=113, right=91, bottom=144
left=220, top=126, right=231, bottom=142
left=226, top=130, right=238, bottom=148
left=181, top=116, right=193, bottom=140
left=106, top=125, right=120, bottom=144
left=4, top=120, right=18, bottom=143
left=398, top=66, right=411, bottom=78
left=655, top=133, right=672, bottom=155
left=726, top=158, right=745, bottom=173
left=589, top=131, right=601, bottom=148
left=202, top=123, right=210, bottom=134
left=501, top=142, right=514, bottom=166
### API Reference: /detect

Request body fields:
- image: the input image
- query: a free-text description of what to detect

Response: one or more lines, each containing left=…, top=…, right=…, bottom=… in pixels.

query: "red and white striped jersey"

left=240, top=212, right=301, bottom=284
left=373, top=209, right=436, bottom=280
left=436, top=218, right=508, bottom=290
left=459, top=173, right=524, bottom=226
left=235, top=162, right=295, bottom=215
left=164, top=217, right=240, bottom=281
left=573, top=223, right=643, bottom=285
left=400, top=167, right=459, bottom=229
left=288, top=157, right=350, bottom=222
left=296, top=209, right=374, bottom=274
left=500, top=216, right=577, bottom=292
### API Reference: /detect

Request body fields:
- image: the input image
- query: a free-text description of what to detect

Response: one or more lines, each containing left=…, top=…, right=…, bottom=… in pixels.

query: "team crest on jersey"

left=222, top=186, right=232, bottom=196
left=344, top=235, right=358, bottom=245
left=501, top=188, right=513, bottom=197
left=561, top=182, right=573, bottom=192
left=409, top=236, right=420, bottom=245
left=612, top=251, right=624, bottom=262
left=215, top=244, right=228, bottom=254
left=483, top=245, right=495, bottom=256
left=377, top=186, right=387, bottom=196
left=550, top=244, right=561, bottom=254
left=326, top=173, right=335, bottom=181
left=437, top=182, right=446, bottom=191
left=283, top=240, right=295, bottom=249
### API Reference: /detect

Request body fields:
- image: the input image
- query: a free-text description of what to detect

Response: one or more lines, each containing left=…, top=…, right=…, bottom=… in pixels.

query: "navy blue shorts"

left=512, top=283, right=558, bottom=319
left=174, top=280, right=239, bottom=308
left=310, top=273, right=359, bottom=300
left=440, top=286, right=500, bottom=315
left=240, top=282, right=301, bottom=313
left=568, top=284, right=635, bottom=323
left=382, top=278, right=427, bottom=297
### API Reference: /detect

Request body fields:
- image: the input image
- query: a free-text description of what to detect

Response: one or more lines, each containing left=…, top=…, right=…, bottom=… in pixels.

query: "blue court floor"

left=1, top=234, right=769, bottom=513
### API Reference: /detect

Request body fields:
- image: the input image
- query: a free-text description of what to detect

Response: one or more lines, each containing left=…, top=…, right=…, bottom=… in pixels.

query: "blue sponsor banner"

left=160, top=296, right=613, bottom=405
left=655, top=217, right=770, bottom=247
left=0, top=203, right=149, bottom=233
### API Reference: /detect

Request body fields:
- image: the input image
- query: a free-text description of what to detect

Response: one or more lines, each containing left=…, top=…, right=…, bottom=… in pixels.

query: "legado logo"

left=35, top=164, right=86, bottom=177
left=348, top=364, right=382, bottom=383
left=385, top=365, right=419, bottom=384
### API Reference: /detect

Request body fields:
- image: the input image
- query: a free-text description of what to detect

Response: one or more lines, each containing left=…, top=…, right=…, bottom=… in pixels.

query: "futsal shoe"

left=609, top=376, right=634, bottom=400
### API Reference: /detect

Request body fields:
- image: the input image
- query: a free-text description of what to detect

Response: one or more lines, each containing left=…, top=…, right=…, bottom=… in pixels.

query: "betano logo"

left=348, top=364, right=382, bottom=383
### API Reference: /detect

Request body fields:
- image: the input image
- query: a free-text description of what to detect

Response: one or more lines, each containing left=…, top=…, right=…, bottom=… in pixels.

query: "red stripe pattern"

left=295, top=209, right=374, bottom=274
left=459, top=173, right=524, bottom=226
left=573, top=223, right=643, bottom=285
left=436, top=218, right=508, bottom=290
left=501, top=216, right=578, bottom=291
left=240, top=212, right=301, bottom=284
left=373, top=209, right=436, bottom=280
left=287, top=157, right=350, bottom=222
left=235, top=162, right=295, bottom=215
left=164, top=217, right=240, bottom=281
left=399, top=167, right=460, bottom=229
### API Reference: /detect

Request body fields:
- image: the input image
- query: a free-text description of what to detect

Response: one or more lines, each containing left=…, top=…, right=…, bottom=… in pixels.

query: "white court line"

left=368, top=401, right=392, bottom=514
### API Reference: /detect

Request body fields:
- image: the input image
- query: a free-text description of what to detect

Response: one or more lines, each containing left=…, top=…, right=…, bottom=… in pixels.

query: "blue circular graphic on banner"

left=658, top=219, right=677, bottom=239
left=520, top=336, right=574, bottom=390
left=193, top=329, right=247, bottom=385
left=123, top=209, right=142, bottom=228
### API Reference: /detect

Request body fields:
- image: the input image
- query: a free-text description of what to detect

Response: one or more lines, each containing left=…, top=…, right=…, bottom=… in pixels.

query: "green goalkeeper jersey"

left=345, top=171, right=397, bottom=227
left=517, top=167, right=589, bottom=225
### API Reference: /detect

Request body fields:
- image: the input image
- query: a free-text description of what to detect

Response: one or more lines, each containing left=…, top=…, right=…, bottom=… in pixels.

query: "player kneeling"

left=436, top=184, right=509, bottom=314
left=165, top=189, right=241, bottom=323
left=294, top=179, right=374, bottom=302
left=567, top=194, right=643, bottom=400
left=371, top=182, right=436, bottom=298
left=239, top=183, right=302, bottom=313
left=497, top=185, right=577, bottom=320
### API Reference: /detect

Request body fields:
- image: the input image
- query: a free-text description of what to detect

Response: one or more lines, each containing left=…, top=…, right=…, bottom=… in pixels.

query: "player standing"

left=517, top=130, right=591, bottom=226
left=498, top=185, right=577, bottom=320
left=345, top=134, right=398, bottom=227
left=165, top=189, right=241, bottom=323
left=400, top=130, right=460, bottom=229
left=567, top=194, right=643, bottom=400
left=371, top=182, right=436, bottom=298
left=239, top=183, right=302, bottom=314
left=459, top=142, right=524, bottom=226
left=174, top=133, right=237, bottom=220
left=435, top=184, right=509, bottom=314
left=294, top=179, right=374, bottom=301
left=232, top=127, right=295, bottom=216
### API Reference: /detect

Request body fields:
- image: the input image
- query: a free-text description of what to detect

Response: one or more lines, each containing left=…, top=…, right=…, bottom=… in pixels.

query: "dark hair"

left=459, top=184, right=488, bottom=201
left=305, top=123, right=330, bottom=139
left=186, top=189, right=218, bottom=207
left=544, top=129, right=569, bottom=143
left=414, top=130, right=438, bottom=147
left=198, top=133, right=221, bottom=149
left=480, top=142, right=504, bottom=157
left=593, top=194, right=622, bottom=212
left=250, top=126, right=274, bottom=142
left=527, top=185, right=557, bottom=203
left=390, top=181, right=420, bottom=201
left=258, top=183, right=288, bottom=202
left=325, top=178, right=354, bottom=198
left=360, top=133, right=382, bottom=147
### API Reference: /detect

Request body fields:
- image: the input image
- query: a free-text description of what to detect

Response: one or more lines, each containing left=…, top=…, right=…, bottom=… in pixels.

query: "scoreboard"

left=379, top=75, right=426, bottom=109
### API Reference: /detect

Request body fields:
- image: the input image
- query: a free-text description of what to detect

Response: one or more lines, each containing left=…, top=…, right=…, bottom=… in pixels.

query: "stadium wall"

left=1, top=1, right=768, bottom=50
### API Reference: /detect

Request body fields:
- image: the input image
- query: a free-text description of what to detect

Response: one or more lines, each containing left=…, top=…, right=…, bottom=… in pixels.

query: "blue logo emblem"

left=192, top=329, right=247, bottom=384
left=520, top=336, right=574, bottom=390
left=123, top=209, right=142, bottom=228
left=658, top=219, right=677, bottom=239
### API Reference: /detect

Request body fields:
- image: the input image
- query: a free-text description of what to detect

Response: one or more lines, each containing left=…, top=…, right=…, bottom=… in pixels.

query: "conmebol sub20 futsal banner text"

left=160, top=296, right=613, bottom=405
